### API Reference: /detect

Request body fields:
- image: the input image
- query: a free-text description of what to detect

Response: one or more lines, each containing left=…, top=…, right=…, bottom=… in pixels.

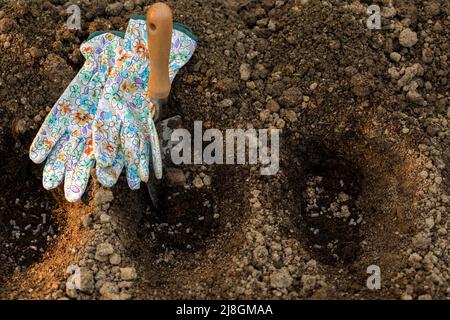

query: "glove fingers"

left=93, top=99, right=120, bottom=167
left=30, top=108, right=65, bottom=164
left=138, top=139, right=149, bottom=183
left=97, top=150, right=125, bottom=187
left=148, top=117, right=163, bottom=179
left=123, top=130, right=141, bottom=190
left=42, top=134, right=71, bottom=190
left=64, top=139, right=93, bottom=202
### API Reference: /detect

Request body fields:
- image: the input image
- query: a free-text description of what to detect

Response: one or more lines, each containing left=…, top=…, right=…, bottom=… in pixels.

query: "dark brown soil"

left=141, top=165, right=247, bottom=252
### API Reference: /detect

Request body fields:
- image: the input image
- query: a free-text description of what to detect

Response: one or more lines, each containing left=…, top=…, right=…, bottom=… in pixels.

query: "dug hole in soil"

left=0, top=0, right=449, bottom=300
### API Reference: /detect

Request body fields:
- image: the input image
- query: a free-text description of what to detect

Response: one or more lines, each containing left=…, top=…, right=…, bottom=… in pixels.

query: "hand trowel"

left=145, top=3, right=184, bottom=209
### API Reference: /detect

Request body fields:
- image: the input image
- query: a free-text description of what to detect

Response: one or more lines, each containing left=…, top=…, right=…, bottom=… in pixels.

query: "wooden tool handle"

left=147, top=3, right=173, bottom=100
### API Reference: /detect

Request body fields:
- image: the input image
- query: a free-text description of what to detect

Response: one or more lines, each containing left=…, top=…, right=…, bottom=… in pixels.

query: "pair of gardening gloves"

left=29, top=17, right=197, bottom=202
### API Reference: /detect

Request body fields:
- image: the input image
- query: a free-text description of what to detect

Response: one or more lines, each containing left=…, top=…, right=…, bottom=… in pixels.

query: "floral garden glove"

left=93, top=17, right=197, bottom=190
left=29, top=32, right=125, bottom=202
